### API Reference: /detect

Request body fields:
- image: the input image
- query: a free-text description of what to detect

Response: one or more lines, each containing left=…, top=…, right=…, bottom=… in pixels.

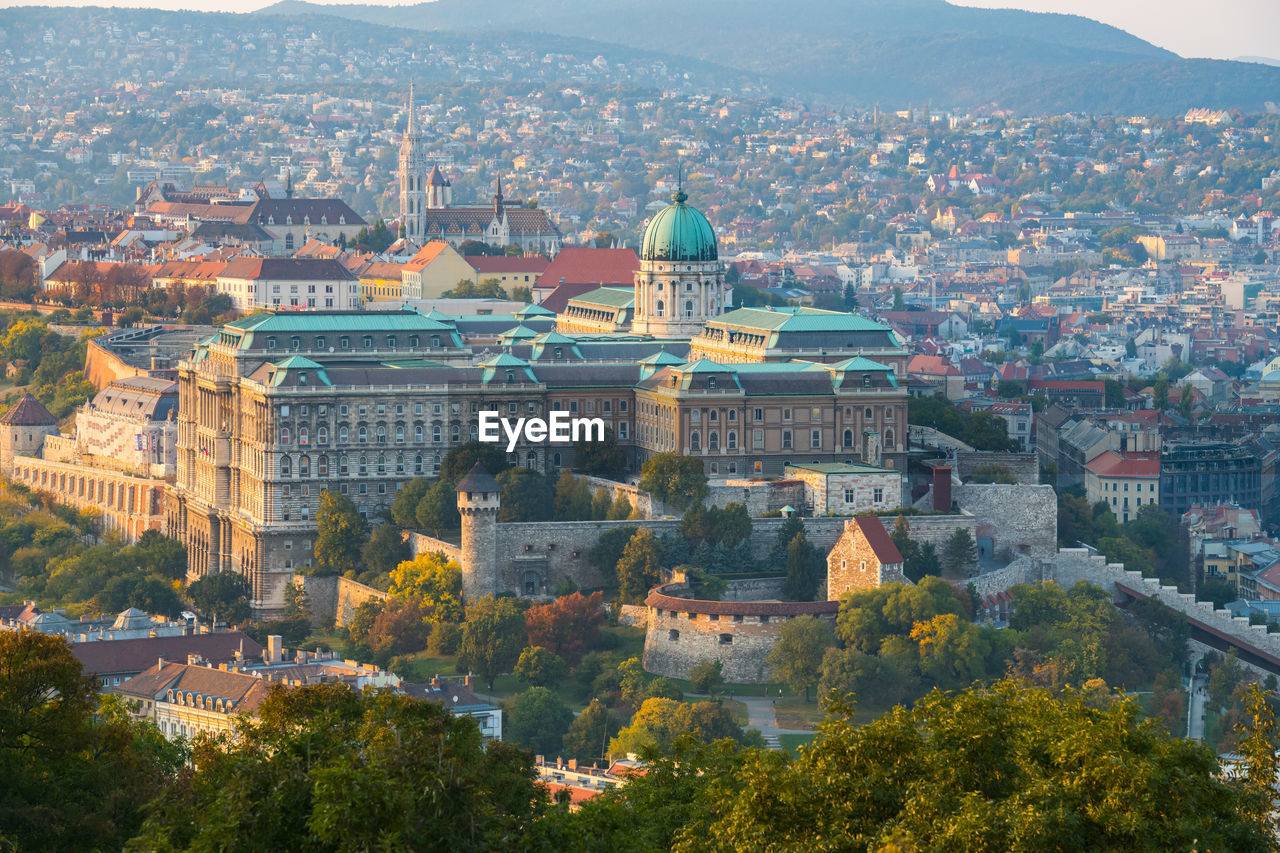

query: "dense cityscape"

left=3, top=2, right=1280, bottom=851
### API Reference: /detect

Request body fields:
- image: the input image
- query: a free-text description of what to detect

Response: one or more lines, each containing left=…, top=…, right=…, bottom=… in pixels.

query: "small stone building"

left=825, top=515, right=908, bottom=599
left=783, top=462, right=902, bottom=516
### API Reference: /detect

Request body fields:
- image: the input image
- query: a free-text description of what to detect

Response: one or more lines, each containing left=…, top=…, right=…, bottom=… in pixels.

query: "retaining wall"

left=955, top=451, right=1040, bottom=484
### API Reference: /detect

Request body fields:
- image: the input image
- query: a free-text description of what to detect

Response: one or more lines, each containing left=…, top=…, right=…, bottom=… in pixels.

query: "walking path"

left=738, top=695, right=814, bottom=750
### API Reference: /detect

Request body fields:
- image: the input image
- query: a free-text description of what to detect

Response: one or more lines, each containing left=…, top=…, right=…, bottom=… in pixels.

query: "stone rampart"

left=955, top=451, right=1040, bottom=484
left=901, top=514, right=980, bottom=551
left=953, top=483, right=1057, bottom=557
left=291, top=574, right=391, bottom=628
left=642, top=583, right=838, bottom=683
left=407, top=532, right=463, bottom=566
left=721, top=577, right=787, bottom=602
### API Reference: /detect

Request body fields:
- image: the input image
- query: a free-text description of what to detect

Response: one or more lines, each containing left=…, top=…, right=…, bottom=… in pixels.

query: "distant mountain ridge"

left=260, top=0, right=1280, bottom=113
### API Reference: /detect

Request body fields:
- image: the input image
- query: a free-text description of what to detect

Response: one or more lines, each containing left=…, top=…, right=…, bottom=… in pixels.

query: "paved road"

left=738, top=695, right=814, bottom=750
left=1187, top=674, right=1207, bottom=741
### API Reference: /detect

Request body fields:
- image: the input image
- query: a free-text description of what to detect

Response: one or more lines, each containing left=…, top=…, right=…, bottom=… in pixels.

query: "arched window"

left=376, top=425, right=386, bottom=443
left=395, top=425, right=405, bottom=442
left=885, top=428, right=895, bottom=449
left=843, top=428, right=854, bottom=448
left=526, top=450, right=537, bottom=468
left=414, top=454, right=423, bottom=474
left=317, top=426, right=328, bottom=444
left=553, top=452, right=562, bottom=468
left=358, top=426, right=367, bottom=443
left=685, top=300, right=694, bottom=318
left=656, top=299, right=665, bottom=317
left=709, top=431, right=719, bottom=451
left=451, top=424, right=460, bottom=442
left=339, top=426, right=349, bottom=443
left=414, top=425, right=423, bottom=442
left=432, top=425, right=441, bottom=443
left=298, top=427, right=309, bottom=445
left=299, top=455, right=310, bottom=477
left=377, top=454, right=386, bottom=475
left=280, top=455, right=292, bottom=477
left=318, top=455, right=328, bottom=476
left=727, top=430, right=737, bottom=450
left=279, top=427, right=290, bottom=445
left=358, top=456, right=368, bottom=476
left=690, top=430, right=701, bottom=452
left=339, top=455, right=349, bottom=475
left=864, top=407, right=874, bottom=420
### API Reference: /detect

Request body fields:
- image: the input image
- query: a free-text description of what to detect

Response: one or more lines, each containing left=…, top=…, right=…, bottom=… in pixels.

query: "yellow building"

left=402, top=242, right=476, bottom=299
left=1084, top=450, right=1160, bottom=524
left=357, top=261, right=407, bottom=303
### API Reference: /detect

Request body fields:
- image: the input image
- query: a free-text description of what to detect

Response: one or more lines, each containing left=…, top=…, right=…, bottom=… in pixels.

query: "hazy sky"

left=0, top=0, right=1275, bottom=63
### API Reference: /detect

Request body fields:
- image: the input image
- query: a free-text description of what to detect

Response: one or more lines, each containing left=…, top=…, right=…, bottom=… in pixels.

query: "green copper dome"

left=641, top=188, right=718, bottom=262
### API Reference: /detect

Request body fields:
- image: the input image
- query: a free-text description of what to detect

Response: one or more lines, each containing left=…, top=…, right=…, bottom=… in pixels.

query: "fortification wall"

left=955, top=451, right=1040, bottom=484
left=407, top=532, right=463, bottom=566
left=334, top=577, right=391, bottom=628
left=901, top=514, right=979, bottom=551
left=953, top=483, right=1057, bottom=557
left=290, top=574, right=391, bottom=628
left=84, top=338, right=147, bottom=391
left=721, top=577, right=787, bottom=602
left=492, top=519, right=683, bottom=595
left=642, top=584, right=838, bottom=683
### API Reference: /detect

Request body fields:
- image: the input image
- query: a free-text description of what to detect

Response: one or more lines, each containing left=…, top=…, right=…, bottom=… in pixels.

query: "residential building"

left=215, top=257, right=360, bottom=311
left=1084, top=450, right=1161, bottom=524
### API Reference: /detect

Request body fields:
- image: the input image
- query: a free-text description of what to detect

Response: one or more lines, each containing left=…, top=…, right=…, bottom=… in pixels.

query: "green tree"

left=129, top=683, right=543, bottom=851
left=524, top=591, right=605, bottom=666
left=588, top=525, right=639, bottom=586
left=0, top=632, right=186, bottom=851
left=609, top=698, right=748, bottom=756
left=766, top=614, right=835, bottom=702
left=689, top=658, right=726, bottom=696
left=459, top=595, right=527, bottom=692
left=506, top=687, right=575, bottom=757
left=415, top=479, right=461, bottom=535
left=639, top=452, right=709, bottom=512
left=606, top=493, right=634, bottom=520
left=782, top=531, right=821, bottom=602
left=496, top=467, right=554, bottom=522
left=562, top=698, right=621, bottom=764
left=442, top=441, right=510, bottom=484
left=892, top=286, right=905, bottom=311
left=513, top=646, right=569, bottom=687
left=767, top=514, right=806, bottom=571
left=185, top=571, right=251, bottom=624
left=1126, top=337, right=1138, bottom=359
left=617, top=528, right=664, bottom=604
left=661, top=682, right=1272, bottom=852
left=312, top=490, right=367, bottom=575
left=1208, top=650, right=1244, bottom=711
left=391, top=478, right=430, bottom=528
left=941, top=527, right=977, bottom=578
left=1180, top=382, right=1195, bottom=420
left=572, top=427, right=627, bottom=479
left=553, top=470, right=593, bottom=521
left=1153, top=375, right=1170, bottom=410
left=591, top=487, right=613, bottom=521
left=361, top=523, right=410, bottom=576
left=1104, top=378, right=1127, bottom=408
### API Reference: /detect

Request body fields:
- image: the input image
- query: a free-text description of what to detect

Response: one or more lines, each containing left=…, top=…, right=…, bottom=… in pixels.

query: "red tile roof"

left=1085, top=450, right=1160, bottom=479
left=853, top=515, right=904, bottom=565
left=71, top=631, right=263, bottom=678
left=0, top=394, right=56, bottom=426
left=466, top=256, right=550, bottom=274
left=535, top=248, right=638, bottom=291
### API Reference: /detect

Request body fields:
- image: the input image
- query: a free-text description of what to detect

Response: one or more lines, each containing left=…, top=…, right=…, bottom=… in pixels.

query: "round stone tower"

left=0, top=394, right=58, bottom=476
left=456, top=462, right=501, bottom=601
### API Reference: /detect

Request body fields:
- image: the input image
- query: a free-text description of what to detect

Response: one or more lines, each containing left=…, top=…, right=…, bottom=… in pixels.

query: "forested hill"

left=260, top=0, right=1280, bottom=114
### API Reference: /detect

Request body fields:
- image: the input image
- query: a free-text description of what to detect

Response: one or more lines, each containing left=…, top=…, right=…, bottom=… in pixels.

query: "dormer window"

left=506, top=370, right=515, bottom=383
left=707, top=377, right=717, bottom=390
left=286, top=215, right=293, bottom=225
left=290, top=336, right=300, bottom=350
left=553, top=347, right=563, bottom=359
left=266, top=336, right=277, bottom=349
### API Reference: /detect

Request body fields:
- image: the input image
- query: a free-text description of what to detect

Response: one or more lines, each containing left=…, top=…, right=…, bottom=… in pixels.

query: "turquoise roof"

left=272, top=355, right=324, bottom=369
left=533, top=330, right=578, bottom=344
left=480, top=353, right=537, bottom=384
left=225, top=310, right=454, bottom=333
left=828, top=356, right=894, bottom=372
left=710, top=306, right=890, bottom=333
left=678, top=358, right=728, bottom=373
left=514, top=303, right=556, bottom=318
left=641, top=188, right=718, bottom=262
left=500, top=324, right=538, bottom=340
left=567, top=287, right=634, bottom=309
left=638, top=350, right=687, bottom=366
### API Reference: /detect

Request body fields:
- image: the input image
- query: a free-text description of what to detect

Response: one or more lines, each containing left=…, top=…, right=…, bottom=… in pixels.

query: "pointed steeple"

left=406, top=82, right=417, bottom=137
left=285, top=171, right=293, bottom=199
left=672, top=163, right=687, bottom=204
left=494, top=174, right=504, bottom=219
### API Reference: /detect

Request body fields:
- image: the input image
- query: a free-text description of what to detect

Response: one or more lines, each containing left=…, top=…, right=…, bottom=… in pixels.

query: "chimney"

left=568, top=759, right=577, bottom=771
left=267, top=634, right=283, bottom=664
left=157, top=656, right=165, bottom=670
left=933, top=465, right=952, bottom=512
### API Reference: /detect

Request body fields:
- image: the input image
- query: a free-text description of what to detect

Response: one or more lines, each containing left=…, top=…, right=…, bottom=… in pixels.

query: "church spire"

left=406, top=83, right=416, bottom=137
left=494, top=175, right=504, bottom=219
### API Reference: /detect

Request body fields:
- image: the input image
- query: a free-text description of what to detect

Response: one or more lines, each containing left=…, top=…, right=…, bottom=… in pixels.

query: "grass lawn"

left=773, top=698, right=825, bottom=730
left=720, top=699, right=749, bottom=726
left=777, top=733, right=817, bottom=755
